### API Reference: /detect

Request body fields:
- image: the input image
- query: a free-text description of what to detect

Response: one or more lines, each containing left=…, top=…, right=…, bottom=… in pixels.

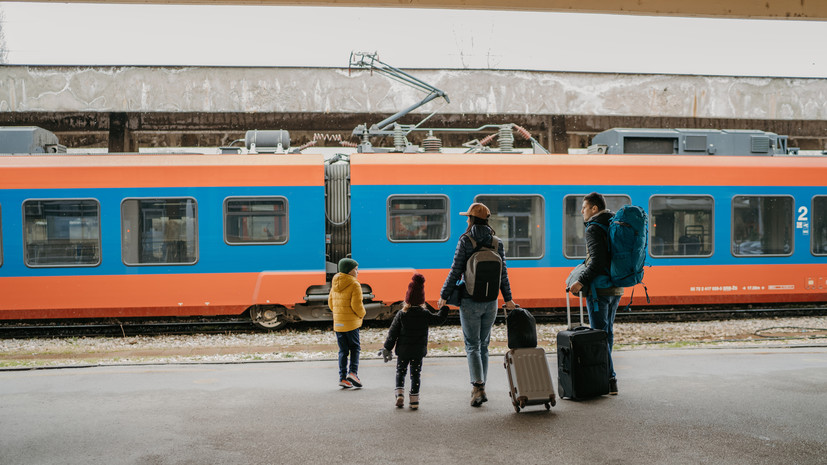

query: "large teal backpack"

left=589, top=205, right=649, bottom=308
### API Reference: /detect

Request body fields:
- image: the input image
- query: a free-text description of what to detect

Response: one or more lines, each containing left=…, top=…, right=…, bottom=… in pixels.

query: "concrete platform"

left=1, top=347, right=825, bottom=464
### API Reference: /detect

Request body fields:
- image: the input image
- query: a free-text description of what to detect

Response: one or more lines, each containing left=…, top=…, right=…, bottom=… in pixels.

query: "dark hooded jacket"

left=439, top=224, right=513, bottom=302
left=577, top=210, right=623, bottom=296
left=383, top=305, right=448, bottom=360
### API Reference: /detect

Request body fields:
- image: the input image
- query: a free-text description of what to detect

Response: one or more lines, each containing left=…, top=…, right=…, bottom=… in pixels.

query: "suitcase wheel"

left=513, top=403, right=520, bottom=413
left=544, top=403, right=551, bottom=410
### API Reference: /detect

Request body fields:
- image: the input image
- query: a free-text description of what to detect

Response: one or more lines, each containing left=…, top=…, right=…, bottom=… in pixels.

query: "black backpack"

left=464, top=235, right=503, bottom=302
left=506, top=306, right=537, bottom=349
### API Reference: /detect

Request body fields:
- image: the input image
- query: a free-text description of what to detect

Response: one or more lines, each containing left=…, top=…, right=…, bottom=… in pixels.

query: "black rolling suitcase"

left=503, top=306, right=556, bottom=412
left=557, top=292, right=610, bottom=400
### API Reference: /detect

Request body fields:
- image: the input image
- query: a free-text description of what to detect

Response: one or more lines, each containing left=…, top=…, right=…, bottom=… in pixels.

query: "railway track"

left=0, top=306, right=824, bottom=339
left=0, top=318, right=257, bottom=339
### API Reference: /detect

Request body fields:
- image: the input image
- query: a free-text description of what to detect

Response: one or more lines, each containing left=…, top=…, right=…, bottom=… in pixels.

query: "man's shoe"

left=346, top=373, right=362, bottom=388
left=609, top=377, right=618, bottom=395
left=339, top=379, right=353, bottom=389
left=470, top=384, right=484, bottom=407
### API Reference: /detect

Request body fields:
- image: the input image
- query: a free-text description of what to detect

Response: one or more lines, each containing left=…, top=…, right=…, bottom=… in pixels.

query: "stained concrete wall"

left=1, top=65, right=826, bottom=152
left=2, top=65, right=827, bottom=120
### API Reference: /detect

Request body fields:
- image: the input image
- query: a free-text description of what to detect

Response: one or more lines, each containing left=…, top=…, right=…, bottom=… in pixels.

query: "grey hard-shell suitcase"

left=557, top=291, right=610, bottom=400
left=503, top=307, right=556, bottom=413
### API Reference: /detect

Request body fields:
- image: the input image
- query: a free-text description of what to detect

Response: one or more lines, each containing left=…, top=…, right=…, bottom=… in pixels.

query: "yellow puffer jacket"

left=330, top=272, right=367, bottom=332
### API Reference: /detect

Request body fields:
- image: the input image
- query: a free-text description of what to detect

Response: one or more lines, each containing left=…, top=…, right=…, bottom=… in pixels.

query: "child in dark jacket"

left=381, top=273, right=448, bottom=409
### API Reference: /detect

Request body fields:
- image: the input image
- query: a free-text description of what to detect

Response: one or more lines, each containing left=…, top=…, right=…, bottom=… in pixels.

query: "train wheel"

left=250, top=306, right=288, bottom=330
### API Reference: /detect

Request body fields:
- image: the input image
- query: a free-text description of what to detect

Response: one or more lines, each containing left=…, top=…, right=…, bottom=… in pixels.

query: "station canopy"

left=12, top=0, right=827, bottom=21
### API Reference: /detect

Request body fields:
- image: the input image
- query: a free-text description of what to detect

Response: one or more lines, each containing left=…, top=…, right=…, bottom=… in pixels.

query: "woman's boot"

left=471, top=383, right=484, bottom=407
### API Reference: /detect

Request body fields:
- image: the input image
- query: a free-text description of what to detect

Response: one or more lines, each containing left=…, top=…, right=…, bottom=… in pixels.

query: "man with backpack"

left=568, top=192, right=623, bottom=395
left=437, top=202, right=517, bottom=407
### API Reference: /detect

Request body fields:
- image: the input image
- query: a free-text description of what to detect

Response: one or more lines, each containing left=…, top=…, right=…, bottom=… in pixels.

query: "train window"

left=475, top=195, right=544, bottom=259
left=224, top=197, right=288, bottom=245
left=387, top=195, right=449, bottom=242
left=0, top=204, right=3, bottom=267
left=23, top=199, right=101, bottom=267
left=649, top=195, right=714, bottom=257
left=564, top=195, right=631, bottom=258
left=121, top=198, right=198, bottom=265
left=732, top=195, right=793, bottom=256
left=811, top=196, right=827, bottom=256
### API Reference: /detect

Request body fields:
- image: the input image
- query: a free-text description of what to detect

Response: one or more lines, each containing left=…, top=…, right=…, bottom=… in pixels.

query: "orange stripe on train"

left=362, top=264, right=827, bottom=308
left=0, top=154, right=325, bottom=189
left=350, top=153, right=827, bottom=186
left=0, top=271, right=325, bottom=319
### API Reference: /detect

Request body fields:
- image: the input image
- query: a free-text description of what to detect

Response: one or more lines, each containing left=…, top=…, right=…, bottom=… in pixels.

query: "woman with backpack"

left=437, top=202, right=517, bottom=407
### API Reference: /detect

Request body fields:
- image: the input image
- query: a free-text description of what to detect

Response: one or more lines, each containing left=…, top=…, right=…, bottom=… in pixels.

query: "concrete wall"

left=2, top=65, right=826, bottom=120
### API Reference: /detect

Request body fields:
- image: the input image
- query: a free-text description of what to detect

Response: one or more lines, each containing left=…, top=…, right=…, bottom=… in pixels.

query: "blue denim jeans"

left=335, top=328, right=360, bottom=381
left=585, top=294, right=621, bottom=379
left=459, top=298, right=498, bottom=385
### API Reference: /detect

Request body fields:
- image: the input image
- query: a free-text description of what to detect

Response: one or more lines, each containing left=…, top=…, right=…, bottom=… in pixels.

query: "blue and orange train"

left=1, top=127, right=825, bottom=329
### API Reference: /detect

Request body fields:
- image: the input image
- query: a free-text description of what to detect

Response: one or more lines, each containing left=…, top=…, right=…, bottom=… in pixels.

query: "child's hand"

left=378, top=348, right=393, bottom=363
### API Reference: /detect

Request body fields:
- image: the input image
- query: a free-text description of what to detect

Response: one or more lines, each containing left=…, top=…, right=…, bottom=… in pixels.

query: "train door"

left=325, top=157, right=351, bottom=278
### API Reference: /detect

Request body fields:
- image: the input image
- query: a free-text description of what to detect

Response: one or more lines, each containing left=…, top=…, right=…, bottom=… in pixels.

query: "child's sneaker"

left=339, top=379, right=353, bottom=389
left=346, top=373, right=362, bottom=388
left=395, top=388, right=404, bottom=408
left=409, top=392, right=419, bottom=410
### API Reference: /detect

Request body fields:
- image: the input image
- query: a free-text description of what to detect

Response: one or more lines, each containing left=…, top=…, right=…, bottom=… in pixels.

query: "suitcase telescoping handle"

left=564, top=289, right=584, bottom=330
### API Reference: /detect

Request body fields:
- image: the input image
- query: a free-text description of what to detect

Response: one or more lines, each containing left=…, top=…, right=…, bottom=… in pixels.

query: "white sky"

left=0, top=2, right=825, bottom=78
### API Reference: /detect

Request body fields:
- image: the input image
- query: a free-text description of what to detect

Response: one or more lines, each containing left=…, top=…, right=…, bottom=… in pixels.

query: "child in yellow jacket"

left=330, top=258, right=367, bottom=388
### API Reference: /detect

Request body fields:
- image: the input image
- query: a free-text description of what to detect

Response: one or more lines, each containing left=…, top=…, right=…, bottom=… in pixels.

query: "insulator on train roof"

left=498, top=125, right=514, bottom=152
left=423, top=131, right=442, bottom=153
left=393, top=124, right=408, bottom=152
left=513, top=124, right=533, bottom=140
left=245, top=130, right=291, bottom=154
left=479, top=133, right=496, bottom=146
